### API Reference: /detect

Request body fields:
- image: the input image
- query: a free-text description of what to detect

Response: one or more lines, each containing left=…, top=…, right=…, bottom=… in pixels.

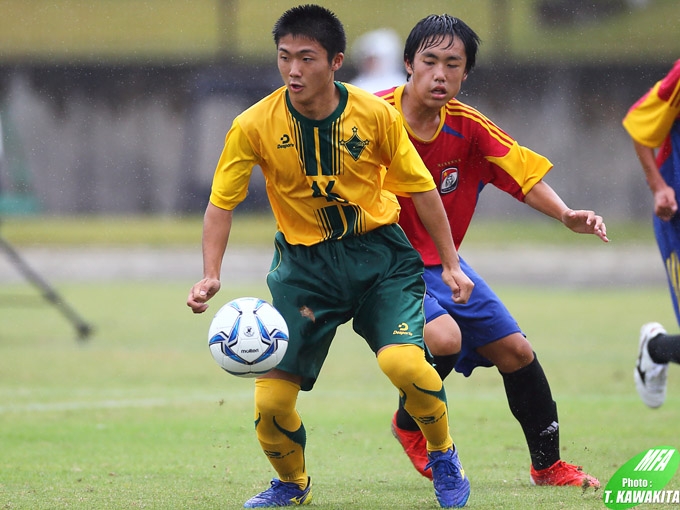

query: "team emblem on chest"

left=340, top=126, right=369, bottom=161
left=440, top=167, right=459, bottom=194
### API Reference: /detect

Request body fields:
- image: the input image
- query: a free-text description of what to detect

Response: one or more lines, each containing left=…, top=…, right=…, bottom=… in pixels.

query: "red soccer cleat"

left=530, top=460, right=600, bottom=489
left=390, top=412, right=433, bottom=480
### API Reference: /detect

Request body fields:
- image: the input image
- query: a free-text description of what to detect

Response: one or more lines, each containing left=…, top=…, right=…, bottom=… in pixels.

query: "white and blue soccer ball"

left=208, top=297, right=289, bottom=378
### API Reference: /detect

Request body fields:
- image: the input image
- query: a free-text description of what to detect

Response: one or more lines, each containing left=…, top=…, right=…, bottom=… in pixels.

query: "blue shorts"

left=653, top=124, right=680, bottom=327
left=423, top=256, right=523, bottom=377
left=653, top=212, right=680, bottom=327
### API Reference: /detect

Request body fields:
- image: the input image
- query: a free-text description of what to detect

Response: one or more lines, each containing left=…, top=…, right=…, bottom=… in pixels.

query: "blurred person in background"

left=377, top=14, right=606, bottom=489
left=350, top=28, right=406, bottom=93
left=623, top=59, right=680, bottom=409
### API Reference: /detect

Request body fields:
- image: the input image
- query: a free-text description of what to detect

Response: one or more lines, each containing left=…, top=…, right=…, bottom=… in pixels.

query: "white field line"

left=0, top=393, right=247, bottom=413
left=0, top=389, right=646, bottom=414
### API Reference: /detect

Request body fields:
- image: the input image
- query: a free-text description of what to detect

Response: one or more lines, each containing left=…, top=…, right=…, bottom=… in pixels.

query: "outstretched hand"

left=187, top=278, right=221, bottom=314
left=561, top=209, right=609, bottom=242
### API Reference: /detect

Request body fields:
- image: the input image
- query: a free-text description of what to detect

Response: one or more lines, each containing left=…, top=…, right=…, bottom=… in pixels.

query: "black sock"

left=648, top=334, right=680, bottom=364
left=502, top=353, right=560, bottom=471
left=395, top=403, right=420, bottom=431
left=395, top=353, right=459, bottom=432
left=432, top=353, right=459, bottom=381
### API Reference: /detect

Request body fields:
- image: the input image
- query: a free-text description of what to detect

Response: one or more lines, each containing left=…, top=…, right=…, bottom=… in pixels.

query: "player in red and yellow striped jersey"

left=378, top=14, right=607, bottom=489
left=623, top=60, right=680, bottom=409
left=188, top=5, right=473, bottom=508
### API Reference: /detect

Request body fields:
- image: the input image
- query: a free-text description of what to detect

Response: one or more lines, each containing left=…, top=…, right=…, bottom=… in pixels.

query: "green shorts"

left=266, top=223, right=426, bottom=391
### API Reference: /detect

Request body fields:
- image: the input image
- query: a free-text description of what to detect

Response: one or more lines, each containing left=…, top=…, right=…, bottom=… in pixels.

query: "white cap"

left=352, top=28, right=402, bottom=67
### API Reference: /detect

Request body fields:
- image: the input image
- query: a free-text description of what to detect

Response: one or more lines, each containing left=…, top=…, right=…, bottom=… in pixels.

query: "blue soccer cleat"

left=243, top=477, right=312, bottom=508
left=425, top=449, right=470, bottom=508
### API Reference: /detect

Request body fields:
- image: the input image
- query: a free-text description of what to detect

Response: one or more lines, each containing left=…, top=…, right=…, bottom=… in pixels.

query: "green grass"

left=1, top=276, right=679, bottom=509
left=0, top=213, right=654, bottom=248
left=0, top=213, right=270, bottom=247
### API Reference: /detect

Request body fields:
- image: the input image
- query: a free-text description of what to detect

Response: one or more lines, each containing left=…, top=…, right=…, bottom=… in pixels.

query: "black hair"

left=404, top=15, right=481, bottom=74
left=272, top=4, right=346, bottom=64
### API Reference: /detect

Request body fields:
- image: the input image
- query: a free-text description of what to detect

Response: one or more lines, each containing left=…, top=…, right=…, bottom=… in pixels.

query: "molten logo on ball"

left=208, top=297, right=289, bottom=378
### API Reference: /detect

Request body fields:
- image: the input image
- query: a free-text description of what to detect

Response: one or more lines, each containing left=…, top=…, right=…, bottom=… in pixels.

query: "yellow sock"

left=377, top=344, right=453, bottom=452
left=254, top=378, right=308, bottom=488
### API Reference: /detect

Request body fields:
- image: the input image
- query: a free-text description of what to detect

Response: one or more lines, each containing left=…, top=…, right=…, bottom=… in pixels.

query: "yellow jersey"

left=209, top=82, right=435, bottom=246
left=623, top=59, right=680, bottom=148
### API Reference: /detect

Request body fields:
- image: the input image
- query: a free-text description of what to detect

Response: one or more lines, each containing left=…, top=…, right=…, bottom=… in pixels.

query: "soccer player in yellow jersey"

left=187, top=5, right=473, bottom=508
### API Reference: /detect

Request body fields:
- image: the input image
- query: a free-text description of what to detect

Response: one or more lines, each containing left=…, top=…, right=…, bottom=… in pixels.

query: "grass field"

left=0, top=213, right=656, bottom=248
left=0, top=217, right=679, bottom=509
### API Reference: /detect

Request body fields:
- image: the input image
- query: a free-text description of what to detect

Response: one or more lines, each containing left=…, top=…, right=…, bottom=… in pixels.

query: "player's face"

left=277, top=35, right=343, bottom=115
left=406, top=35, right=468, bottom=109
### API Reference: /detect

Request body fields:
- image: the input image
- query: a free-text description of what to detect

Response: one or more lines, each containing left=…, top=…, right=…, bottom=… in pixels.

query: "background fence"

left=0, top=0, right=677, bottom=220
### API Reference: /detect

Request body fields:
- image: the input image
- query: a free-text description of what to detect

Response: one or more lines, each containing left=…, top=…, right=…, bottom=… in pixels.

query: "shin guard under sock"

left=378, top=344, right=452, bottom=451
left=395, top=353, right=459, bottom=432
left=501, top=354, right=560, bottom=470
left=254, top=378, right=308, bottom=488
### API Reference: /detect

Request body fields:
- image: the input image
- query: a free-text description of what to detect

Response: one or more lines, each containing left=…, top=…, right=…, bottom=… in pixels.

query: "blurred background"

left=1, top=6, right=679, bottom=507
left=0, top=0, right=678, bottom=221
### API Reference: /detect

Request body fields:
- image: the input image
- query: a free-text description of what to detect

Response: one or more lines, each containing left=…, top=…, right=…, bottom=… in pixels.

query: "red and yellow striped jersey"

left=623, top=59, right=680, bottom=166
left=378, top=85, right=552, bottom=264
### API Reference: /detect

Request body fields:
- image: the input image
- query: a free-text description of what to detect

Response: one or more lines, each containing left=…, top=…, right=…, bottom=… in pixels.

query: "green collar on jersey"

left=285, top=82, right=348, bottom=127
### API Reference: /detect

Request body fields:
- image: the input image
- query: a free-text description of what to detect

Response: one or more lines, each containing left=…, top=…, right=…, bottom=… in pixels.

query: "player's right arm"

left=622, top=61, right=680, bottom=222
left=632, top=140, right=677, bottom=221
left=187, top=203, right=233, bottom=314
left=189, top=114, right=258, bottom=314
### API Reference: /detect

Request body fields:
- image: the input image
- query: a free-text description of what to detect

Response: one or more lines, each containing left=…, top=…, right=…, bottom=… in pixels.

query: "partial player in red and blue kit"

left=379, top=14, right=607, bottom=488
left=624, top=59, right=680, bottom=409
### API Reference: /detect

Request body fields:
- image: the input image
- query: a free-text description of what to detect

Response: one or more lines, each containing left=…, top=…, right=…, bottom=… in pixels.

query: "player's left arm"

left=524, top=180, right=609, bottom=242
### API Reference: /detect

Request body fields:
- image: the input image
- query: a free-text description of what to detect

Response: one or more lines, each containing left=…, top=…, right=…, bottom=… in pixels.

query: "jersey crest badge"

left=340, top=127, right=369, bottom=161
left=440, top=167, right=459, bottom=194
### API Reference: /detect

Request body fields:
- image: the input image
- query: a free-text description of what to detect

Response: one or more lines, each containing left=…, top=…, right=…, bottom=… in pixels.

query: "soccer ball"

left=208, top=297, right=289, bottom=377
